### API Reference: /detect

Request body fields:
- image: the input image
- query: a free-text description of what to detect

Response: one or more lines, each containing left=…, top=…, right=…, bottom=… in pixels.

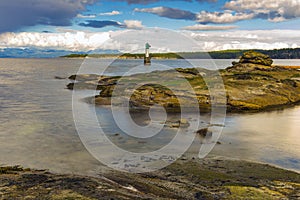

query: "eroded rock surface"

left=67, top=51, right=300, bottom=112
left=1, top=158, right=300, bottom=199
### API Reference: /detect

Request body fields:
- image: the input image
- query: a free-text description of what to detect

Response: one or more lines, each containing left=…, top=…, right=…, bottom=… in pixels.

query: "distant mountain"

left=0, top=48, right=119, bottom=58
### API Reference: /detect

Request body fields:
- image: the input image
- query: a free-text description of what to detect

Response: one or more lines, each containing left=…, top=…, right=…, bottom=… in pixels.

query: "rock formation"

left=67, top=51, right=300, bottom=112
left=239, top=51, right=273, bottom=66
left=230, top=51, right=274, bottom=71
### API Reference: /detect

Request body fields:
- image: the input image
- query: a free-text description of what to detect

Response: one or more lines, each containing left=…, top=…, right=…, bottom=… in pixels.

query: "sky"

left=0, top=0, right=300, bottom=56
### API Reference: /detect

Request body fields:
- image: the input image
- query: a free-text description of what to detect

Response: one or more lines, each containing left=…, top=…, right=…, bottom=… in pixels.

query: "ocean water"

left=0, top=58, right=299, bottom=174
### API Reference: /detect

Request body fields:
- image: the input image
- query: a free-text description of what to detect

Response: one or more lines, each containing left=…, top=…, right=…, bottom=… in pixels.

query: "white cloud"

left=182, top=24, right=238, bottom=31
left=76, top=14, right=96, bottom=18
left=123, top=20, right=144, bottom=29
left=0, top=29, right=299, bottom=52
left=0, top=32, right=110, bottom=51
left=185, top=29, right=300, bottom=51
left=224, top=0, right=299, bottom=12
left=197, top=10, right=255, bottom=23
left=99, top=10, right=121, bottom=16
left=224, top=0, right=300, bottom=22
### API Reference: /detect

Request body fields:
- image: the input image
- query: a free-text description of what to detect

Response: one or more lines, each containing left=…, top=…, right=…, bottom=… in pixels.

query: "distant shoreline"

left=61, top=47, right=300, bottom=59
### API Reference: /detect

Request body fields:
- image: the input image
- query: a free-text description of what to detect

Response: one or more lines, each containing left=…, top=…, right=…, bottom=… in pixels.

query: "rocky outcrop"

left=229, top=51, right=274, bottom=71
left=1, top=158, right=300, bottom=199
left=67, top=52, right=300, bottom=112
left=239, top=51, right=273, bottom=66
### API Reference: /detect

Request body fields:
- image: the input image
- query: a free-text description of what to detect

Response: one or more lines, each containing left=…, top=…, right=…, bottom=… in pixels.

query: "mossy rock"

left=239, top=51, right=273, bottom=66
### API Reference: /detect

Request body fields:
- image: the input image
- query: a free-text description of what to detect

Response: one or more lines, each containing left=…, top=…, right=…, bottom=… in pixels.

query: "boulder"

left=239, top=51, right=273, bottom=66
left=196, top=128, right=209, bottom=137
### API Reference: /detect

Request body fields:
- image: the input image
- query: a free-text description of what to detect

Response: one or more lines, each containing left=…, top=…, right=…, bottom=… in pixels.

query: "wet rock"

left=196, top=128, right=209, bottom=137
left=196, top=128, right=207, bottom=135
left=54, top=76, right=67, bottom=79
left=180, top=118, right=188, bottom=124
left=165, top=118, right=190, bottom=128
left=176, top=67, right=199, bottom=75
left=68, top=74, right=101, bottom=81
left=68, top=57, right=300, bottom=113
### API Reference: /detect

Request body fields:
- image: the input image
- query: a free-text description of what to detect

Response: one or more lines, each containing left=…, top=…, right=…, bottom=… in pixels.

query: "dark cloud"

left=0, top=0, right=95, bottom=33
left=79, top=20, right=124, bottom=28
left=134, top=7, right=197, bottom=20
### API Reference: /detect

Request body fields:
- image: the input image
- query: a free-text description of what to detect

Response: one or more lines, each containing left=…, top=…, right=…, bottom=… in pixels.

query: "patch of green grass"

left=225, top=186, right=283, bottom=200
left=291, top=73, right=300, bottom=78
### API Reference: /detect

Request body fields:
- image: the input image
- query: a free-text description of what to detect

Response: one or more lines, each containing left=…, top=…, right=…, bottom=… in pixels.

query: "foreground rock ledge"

left=67, top=51, right=300, bottom=113
left=1, top=158, right=300, bottom=199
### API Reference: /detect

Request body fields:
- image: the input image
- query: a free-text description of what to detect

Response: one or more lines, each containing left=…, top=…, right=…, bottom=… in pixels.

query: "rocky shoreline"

left=67, top=51, right=300, bottom=113
left=1, top=156, right=300, bottom=199
left=38, top=51, right=300, bottom=199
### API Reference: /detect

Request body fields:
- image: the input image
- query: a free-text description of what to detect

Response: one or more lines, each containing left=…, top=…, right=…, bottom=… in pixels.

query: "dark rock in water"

left=66, top=83, right=74, bottom=90
left=239, top=51, right=273, bottom=66
left=165, top=118, right=190, bottom=128
left=176, top=68, right=199, bottom=75
left=196, top=128, right=209, bottom=137
left=68, top=74, right=104, bottom=81
left=54, top=76, right=67, bottom=79
left=232, top=61, right=239, bottom=66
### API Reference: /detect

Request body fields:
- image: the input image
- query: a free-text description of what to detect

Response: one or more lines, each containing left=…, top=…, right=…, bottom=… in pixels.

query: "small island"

left=68, top=51, right=300, bottom=113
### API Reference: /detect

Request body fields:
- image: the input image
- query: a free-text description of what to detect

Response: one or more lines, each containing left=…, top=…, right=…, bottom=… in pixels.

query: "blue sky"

left=0, top=0, right=300, bottom=56
left=16, top=0, right=300, bottom=32
left=19, top=0, right=228, bottom=32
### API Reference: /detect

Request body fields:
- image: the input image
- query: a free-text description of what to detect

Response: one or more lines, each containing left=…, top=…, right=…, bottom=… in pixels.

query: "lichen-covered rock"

left=239, top=51, right=273, bottom=66
left=68, top=62, right=300, bottom=113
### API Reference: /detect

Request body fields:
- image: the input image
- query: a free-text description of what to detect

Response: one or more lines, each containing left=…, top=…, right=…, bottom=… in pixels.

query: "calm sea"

left=0, top=58, right=299, bottom=175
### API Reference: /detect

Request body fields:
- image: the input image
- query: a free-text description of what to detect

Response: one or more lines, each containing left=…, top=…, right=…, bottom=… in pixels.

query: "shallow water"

left=0, top=58, right=299, bottom=174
